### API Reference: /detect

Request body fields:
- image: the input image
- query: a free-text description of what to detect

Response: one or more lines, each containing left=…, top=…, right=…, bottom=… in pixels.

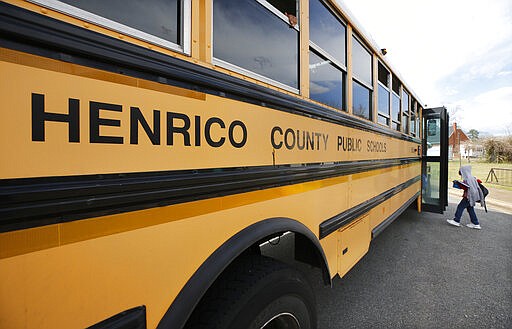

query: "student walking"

left=447, top=165, right=486, bottom=229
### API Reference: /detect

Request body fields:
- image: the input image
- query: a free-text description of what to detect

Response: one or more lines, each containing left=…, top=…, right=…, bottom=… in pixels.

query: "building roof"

left=449, top=127, right=469, bottom=139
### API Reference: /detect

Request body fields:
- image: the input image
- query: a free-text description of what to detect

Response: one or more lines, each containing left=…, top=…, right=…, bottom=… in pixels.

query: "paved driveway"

left=314, top=204, right=512, bottom=329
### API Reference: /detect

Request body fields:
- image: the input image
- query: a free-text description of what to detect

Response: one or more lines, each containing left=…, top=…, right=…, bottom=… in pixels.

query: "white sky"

left=339, top=0, right=512, bottom=136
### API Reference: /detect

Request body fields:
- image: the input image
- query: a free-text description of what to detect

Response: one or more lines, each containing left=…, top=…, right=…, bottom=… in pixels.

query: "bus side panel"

left=337, top=214, right=371, bottom=278
left=0, top=166, right=420, bottom=328
left=0, top=49, right=421, bottom=328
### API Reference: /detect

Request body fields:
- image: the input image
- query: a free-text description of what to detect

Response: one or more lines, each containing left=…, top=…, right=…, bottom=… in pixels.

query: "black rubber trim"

left=319, top=175, right=421, bottom=239
left=0, top=2, right=421, bottom=144
left=371, top=192, right=419, bottom=238
left=156, top=217, right=330, bottom=329
left=87, top=306, right=146, bottom=329
left=0, top=158, right=419, bottom=233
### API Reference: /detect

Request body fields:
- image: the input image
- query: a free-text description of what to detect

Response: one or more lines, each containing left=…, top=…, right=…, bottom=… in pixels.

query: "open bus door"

left=421, top=107, right=449, bottom=213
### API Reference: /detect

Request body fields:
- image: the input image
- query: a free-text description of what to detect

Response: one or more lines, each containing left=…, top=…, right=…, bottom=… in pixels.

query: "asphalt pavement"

left=312, top=197, right=512, bottom=328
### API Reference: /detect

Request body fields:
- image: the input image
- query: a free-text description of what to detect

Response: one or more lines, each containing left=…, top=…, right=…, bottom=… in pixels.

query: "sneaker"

left=447, top=219, right=461, bottom=227
left=466, top=223, right=482, bottom=229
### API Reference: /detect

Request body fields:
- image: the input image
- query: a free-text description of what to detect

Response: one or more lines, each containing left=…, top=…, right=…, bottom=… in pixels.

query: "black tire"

left=184, top=255, right=317, bottom=329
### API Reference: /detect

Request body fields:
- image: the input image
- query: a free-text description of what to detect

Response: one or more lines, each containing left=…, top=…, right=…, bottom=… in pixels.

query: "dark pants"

left=454, top=198, right=479, bottom=225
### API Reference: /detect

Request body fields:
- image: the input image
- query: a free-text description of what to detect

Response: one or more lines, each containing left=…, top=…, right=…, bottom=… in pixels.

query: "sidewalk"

left=448, top=185, right=512, bottom=214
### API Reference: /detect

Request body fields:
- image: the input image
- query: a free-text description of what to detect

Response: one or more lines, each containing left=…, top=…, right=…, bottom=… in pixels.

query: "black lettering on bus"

left=322, top=134, right=329, bottom=150
left=90, top=101, right=123, bottom=144
left=228, top=120, right=247, bottom=148
left=284, top=128, right=295, bottom=150
left=306, top=131, right=314, bottom=150
left=367, top=140, right=387, bottom=152
left=205, top=117, right=225, bottom=147
left=314, top=132, right=322, bottom=150
left=130, top=107, right=160, bottom=145
left=271, top=126, right=283, bottom=149
left=31, top=93, right=80, bottom=142
left=167, top=112, right=191, bottom=146
left=337, top=136, right=362, bottom=152
left=195, top=115, right=201, bottom=146
left=296, top=130, right=305, bottom=150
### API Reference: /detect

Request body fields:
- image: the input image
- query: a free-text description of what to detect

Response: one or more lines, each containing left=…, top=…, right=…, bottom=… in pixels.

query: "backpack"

left=478, top=182, right=489, bottom=198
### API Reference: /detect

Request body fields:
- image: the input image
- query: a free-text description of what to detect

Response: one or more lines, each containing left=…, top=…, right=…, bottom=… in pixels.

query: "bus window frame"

left=402, top=89, right=410, bottom=134
left=351, top=34, right=373, bottom=121
left=410, top=99, right=418, bottom=137
left=391, top=76, right=401, bottom=131
left=28, top=0, right=192, bottom=55
left=310, top=40, right=347, bottom=73
left=351, top=35, right=373, bottom=91
left=377, top=61, right=391, bottom=127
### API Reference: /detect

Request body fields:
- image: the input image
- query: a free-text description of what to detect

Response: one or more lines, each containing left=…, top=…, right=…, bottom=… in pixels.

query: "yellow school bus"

left=0, top=0, right=448, bottom=328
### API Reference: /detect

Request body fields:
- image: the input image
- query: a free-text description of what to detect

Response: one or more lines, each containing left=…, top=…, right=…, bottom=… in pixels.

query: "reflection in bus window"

left=352, top=36, right=373, bottom=120
left=426, top=118, right=441, bottom=156
left=392, top=94, right=400, bottom=130
left=352, top=37, right=372, bottom=86
left=213, top=0, right=299, bottom=89
left=310, top=0, right=346, bottom=66
left=402, top=90, right=410, bottom=133
left=58, top=0, right=181, bottom=45
left=309, top=50, right=344, bottom=109
left=353, top=80, right=371, bottom=120
left=378, top=84, right=390, bottom=125
left=391, top=76, right=401, bottom=131
left=377, top=63, right=390, bottom=126
left=410, top=100, right=417, bottom=136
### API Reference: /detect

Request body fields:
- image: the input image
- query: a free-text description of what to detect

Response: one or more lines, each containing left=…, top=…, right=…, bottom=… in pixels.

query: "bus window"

left=377, top=62, right=391, bottom=126
left=309, top=50, right=345, bottom=109
left=309, top=0, right=346, bottom=66
left=352, top=36, right=373, bottom=119
left=309, top=0, right=347, bottom=110
left=391, top=76, right=401, bottom=131
left=35, top=0, right=188, bottom=52
left=213, top=0, right=299, bottom=91
left=410, top=99, right=418, bottom=136
left=402, top=89, right=410, bottom=133
left=353, top=80, right=372, bottom=119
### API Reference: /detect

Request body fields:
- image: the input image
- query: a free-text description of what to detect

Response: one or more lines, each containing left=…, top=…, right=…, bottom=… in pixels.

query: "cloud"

left=456, top=42, right=512, bottom=82
left=339, top=0, right=512, bottom=106
left=449, top=87, right=512, bottom=136
left=438, top=41, right=512, bottom=102
left=309, top=81, right=332, bottom=94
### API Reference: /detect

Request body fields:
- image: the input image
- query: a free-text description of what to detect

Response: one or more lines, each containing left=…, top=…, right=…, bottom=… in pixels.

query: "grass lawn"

left=448, top=159, right=512, bottom=191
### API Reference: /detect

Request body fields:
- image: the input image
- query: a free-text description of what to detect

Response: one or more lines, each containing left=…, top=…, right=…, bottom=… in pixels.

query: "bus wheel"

left=185, top=255, right=317, bottom=329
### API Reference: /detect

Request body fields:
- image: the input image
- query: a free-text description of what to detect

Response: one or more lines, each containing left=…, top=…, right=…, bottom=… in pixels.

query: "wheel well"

left=157, top=217, right=331, bottom=329
left=258, top=231, right=331, bottom=286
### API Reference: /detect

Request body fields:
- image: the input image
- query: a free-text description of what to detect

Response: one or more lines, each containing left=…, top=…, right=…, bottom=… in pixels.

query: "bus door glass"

left=422, top=107, right=449, bottom=213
